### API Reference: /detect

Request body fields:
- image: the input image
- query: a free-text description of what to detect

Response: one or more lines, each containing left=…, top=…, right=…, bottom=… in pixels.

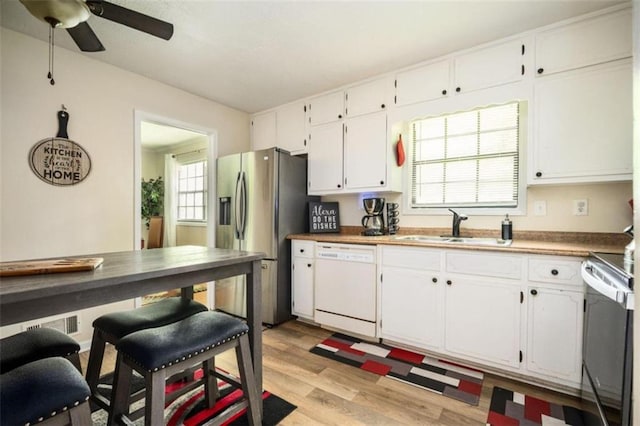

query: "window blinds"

left=411, top=102, right=520, bottom=208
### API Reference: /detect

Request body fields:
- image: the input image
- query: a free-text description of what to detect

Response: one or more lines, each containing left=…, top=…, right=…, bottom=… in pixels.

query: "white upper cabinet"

left=531, top=59, right=632, bottom=183
left=250, top=111, right=277, bottom=151
left=343, top=112, right=387, bottom=190
left=345, top=78, right=389, bottom=117
left=308, top=91, right=344, bottom=126
left=395, top=59, right=450, bottom=106
left=307, top=121, right=344, bottom=193
left=453, top=38, right=526, bottom=94
left=276, top=101, right=308, bottom=154
left=535, top=8, right=632, bottom=76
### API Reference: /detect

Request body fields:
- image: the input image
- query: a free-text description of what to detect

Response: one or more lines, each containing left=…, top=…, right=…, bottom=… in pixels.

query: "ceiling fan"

left=19, top=0, right=174, bottom=52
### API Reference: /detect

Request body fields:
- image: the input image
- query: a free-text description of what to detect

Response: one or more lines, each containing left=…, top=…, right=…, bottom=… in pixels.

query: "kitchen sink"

left=393, top=235, right=512, bottom=246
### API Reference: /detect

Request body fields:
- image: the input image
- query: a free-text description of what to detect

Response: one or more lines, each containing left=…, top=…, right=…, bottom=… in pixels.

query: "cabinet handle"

left=535, top=171, right=542, bottom=178
left=380, top=180, right=384, bottom=185
left=551, top=269, right=559, bottom=276
left=381, top=104, right=386, bottom=109
left=304, top=139, right=307, bottom=146
left=337, top=184, right=342, bottom=188
left=442, top=89, right=447, bottom=95
left=300, top=249, right=305, bottom=253
left=338, top=114, right=343, bottom=119
left=446, top=280, right=452, bottom=285
left=432, top=277, right=438, bottom=283
left=531, top=289, right=538, bottom=295
left=307, top=263, right=312, bottom=268
left=455, top=87, right=461, bottom=93
left=537, top=68, right=544, bottom=74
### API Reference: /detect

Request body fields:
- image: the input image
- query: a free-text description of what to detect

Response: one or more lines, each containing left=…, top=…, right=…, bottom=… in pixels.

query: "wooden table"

left=0, top=245, right=265, bottom=408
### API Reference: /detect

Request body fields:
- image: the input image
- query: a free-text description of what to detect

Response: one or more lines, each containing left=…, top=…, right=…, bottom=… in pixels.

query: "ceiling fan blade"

left=86, top=1, right=174, bottom=41
left=66, top=22, right=105, bottom=52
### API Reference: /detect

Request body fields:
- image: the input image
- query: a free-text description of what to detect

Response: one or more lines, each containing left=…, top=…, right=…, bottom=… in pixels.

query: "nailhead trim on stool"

left=0, top=357, right=91, bottom=426
left=85, top=297, right=208, bottom=410
left=108, top=311, right=261, bottom=426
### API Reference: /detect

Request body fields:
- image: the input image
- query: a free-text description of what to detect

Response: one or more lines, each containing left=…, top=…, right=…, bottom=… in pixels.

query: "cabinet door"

left=308, top=121, right=344, bottom=193
left=277, top=102, right=308, bottom=154
left=292, top=256, right=314, bottom=319
left=453, top=39, right=525, bottom=93
left=532, top=60, right=632, bottom=183
left=395, top=59, right=450, bottom=106
left=526, top=287, right=583, bottom=385
left=380, top=266, right=444, bottom=351
left=308, top=91, right=344, bottom=126
left=344, top=112, right=387, bottom=190
left=346, top=78, right=388, bottom=118
left=251, top=111, right=277, bottom=151
left=535, top=8, right=631, bottom=76
left=445, top=276, right=521, bottom=368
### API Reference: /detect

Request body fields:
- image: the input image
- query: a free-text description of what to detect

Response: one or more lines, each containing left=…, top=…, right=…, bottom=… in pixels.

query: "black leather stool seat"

left=0, top=327, right=81, bottom=374
left=0, top=357, right=91, bottom=426
left=117, top=310, right=249, bottom=371
left=93, top=297, right=208, bottom=339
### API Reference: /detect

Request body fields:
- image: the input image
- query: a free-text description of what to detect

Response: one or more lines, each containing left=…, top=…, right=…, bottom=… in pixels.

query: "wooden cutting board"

left=0, top=257, right=104, bottom=277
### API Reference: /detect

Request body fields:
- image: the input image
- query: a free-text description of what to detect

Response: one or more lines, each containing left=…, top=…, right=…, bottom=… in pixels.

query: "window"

left=410, top=101, right=521, bottom=209
left=177, top=160, right=207, bottom=221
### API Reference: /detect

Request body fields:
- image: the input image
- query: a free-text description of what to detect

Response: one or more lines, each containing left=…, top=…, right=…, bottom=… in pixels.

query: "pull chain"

left=48, top=26, right=55, bottom=85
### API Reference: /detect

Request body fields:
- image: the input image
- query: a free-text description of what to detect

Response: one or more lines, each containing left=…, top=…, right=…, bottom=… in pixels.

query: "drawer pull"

left=446, top=280, right=452, bottom=286
left=551, top=269, right=559, bottom=276
left=307, top=263, right=312, bottom=268
left=432, top=277, right=438, bottom=283
left=531, top=289, right=538, bottom=295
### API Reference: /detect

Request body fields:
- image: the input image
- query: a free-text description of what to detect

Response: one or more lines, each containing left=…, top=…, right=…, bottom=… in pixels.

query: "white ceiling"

left=0, top=0, right=627, bottom=114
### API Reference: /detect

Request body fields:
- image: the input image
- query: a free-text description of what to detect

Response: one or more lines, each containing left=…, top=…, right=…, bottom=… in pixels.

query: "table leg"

left=246, top=259, right=263, bottom=415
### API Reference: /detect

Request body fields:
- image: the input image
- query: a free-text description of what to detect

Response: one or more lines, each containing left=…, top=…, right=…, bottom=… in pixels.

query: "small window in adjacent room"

left=410, top=101, right=522, bottom=210
left=177, top=160, right=207, bottom=221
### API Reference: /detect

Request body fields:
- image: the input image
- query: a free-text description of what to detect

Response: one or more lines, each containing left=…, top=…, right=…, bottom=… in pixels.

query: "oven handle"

left=582, top=261, right=632, bottom=308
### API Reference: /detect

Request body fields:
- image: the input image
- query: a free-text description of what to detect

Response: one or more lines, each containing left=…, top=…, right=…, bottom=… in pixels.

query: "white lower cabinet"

left=380, top=266, right=444, bottom=351
left=291, top=240, right=315, bottom=320
left=444, top=275, right=521, bottom=369
left=377, top=245, right=585, bottom=391
left=526, top=286, right=583, bottom=387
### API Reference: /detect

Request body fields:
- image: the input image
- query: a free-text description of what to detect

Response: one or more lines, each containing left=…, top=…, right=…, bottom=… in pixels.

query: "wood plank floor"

left=80, top=319, right=584, bottom=425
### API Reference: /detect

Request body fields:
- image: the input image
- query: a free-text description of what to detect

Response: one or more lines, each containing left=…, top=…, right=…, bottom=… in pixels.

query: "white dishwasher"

left=314, top=243, right=377, bottom=337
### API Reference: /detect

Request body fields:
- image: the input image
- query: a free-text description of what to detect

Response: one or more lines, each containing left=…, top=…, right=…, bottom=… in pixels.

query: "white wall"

left=0, top=29, right=250, bottom=341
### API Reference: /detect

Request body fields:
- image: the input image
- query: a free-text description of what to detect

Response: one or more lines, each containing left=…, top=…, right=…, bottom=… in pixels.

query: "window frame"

left=176, top=159, right=208, bottom=223
left=404, top=100, right=528, bottom=217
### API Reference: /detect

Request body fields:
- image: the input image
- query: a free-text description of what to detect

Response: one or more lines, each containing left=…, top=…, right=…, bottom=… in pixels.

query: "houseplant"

left=141, top=177, right=164, bottom=229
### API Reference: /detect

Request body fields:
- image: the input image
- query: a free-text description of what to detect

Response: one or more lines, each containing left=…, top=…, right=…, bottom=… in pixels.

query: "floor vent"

left=24, top=314, right=79, bottom=335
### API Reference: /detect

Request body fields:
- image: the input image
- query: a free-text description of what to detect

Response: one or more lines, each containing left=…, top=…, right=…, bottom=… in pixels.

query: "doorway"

left=134, top=111, right=218, bottom=308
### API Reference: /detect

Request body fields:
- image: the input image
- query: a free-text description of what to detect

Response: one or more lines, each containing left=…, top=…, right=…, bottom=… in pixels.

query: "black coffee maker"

left=362, top=198, right=385, bottom=236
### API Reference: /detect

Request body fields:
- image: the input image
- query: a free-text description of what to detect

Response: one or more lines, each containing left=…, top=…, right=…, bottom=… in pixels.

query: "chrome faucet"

left=449, top=209, right=468, bottom=237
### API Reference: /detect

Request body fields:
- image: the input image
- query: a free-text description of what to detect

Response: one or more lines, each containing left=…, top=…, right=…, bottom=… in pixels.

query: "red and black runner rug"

left=311, top=333, right=484, bottom=405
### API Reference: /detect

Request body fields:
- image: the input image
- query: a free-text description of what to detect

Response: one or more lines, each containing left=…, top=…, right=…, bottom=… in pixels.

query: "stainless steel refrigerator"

left=215, top=147, right=316, bottom=325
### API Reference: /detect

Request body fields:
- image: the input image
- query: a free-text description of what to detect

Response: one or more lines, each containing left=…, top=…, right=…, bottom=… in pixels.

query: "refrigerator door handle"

left=238, top=171, right=247, bottom=240
left=234, top=171, right=242, bottom=239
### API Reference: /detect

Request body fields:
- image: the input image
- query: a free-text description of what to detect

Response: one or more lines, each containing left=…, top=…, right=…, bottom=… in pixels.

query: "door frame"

left=134, top=110, right=218, bottom=307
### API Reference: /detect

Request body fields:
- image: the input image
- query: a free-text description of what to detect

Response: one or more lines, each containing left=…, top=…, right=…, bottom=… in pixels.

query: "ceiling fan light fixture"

left=20, top=0, right=90, bottom=28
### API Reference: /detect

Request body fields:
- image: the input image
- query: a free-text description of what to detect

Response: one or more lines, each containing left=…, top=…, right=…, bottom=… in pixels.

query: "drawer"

left=445, top=251, right=523, bottom=280
left=292, top=240, right=315, bottom=258
left=381, top=246, right=441, bottom=271
left=528, top=257, right=583, bottom=286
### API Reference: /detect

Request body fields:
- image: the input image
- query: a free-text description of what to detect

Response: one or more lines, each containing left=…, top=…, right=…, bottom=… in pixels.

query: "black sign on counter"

left=309, top=202, right=340, bottom=233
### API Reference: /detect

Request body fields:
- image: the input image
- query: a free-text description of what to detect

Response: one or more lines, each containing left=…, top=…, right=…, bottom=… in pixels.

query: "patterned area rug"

left=310, top=333, right=484, bottom=405
left=92, top=369, right=296, bottom=425
left=486, top=386, right=599, bottom=426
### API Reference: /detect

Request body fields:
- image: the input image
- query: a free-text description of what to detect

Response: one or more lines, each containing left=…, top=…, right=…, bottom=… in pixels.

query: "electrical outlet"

left=533, top=201, right=547, bottom=216
left=573, top=199, right=589, bottom=216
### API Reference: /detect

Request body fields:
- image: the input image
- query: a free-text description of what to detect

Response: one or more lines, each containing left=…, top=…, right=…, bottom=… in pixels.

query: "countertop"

left=288, top=227, right=628, bottom=257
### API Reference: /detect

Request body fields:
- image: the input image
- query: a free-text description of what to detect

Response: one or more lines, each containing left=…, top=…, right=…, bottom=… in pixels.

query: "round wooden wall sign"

left=29, top=108, right=91, bottom=186
left=29, top=138, right=91, bottom=186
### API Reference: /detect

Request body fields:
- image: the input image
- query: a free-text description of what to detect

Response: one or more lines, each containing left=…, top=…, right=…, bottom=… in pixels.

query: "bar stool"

left=0, top=357, right=91, bottom=426
left=86, top=296, right=208, bottom=410
left=108, top=310, right=261, bottom=426
left=0, top=327, right=82, bottom=374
